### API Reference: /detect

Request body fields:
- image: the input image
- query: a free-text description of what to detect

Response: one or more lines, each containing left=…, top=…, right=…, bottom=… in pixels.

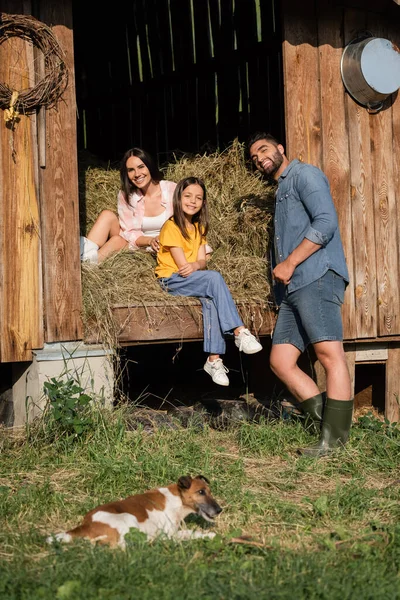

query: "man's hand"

left=273, top=258, right=295, bottom=285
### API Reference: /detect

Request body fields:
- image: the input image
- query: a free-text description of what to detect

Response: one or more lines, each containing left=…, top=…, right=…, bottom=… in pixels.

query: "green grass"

left=0, top=407, right=399, bottom=600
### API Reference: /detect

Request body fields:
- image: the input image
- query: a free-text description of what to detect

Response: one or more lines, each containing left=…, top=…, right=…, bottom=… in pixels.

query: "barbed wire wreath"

left=0, top=13, right=69, bottom=123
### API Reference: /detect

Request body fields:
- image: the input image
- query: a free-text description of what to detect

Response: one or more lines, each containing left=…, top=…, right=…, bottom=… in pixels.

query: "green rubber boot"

left=298, top=393, right=326, bottom=432
left=298, top=398, right=354, bottom=457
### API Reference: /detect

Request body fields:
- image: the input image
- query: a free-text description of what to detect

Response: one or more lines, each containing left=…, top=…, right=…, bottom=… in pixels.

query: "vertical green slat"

left=126, top=25, right=133, bottom=85
left=190, top=0, right=196, bottom=64
left=245, top=61, right=250, bottom=114
left=83, top=108, right=87, bottom=149
left=137, top=34, right=143, bottom=82
left=145, top=24, right=154, bottom=78
left=271, top=0, right=276, bottom=34
left=238, top=65, right=242, bottom=113
left=207, top=0, right=215, bottom=58
left=233, top=0, right=237, bottom=50
left=255, top=0, right=262, bottom=42
left=167, top=0, right=176, bottom=71
left=215, top=71, right=219, bottom=147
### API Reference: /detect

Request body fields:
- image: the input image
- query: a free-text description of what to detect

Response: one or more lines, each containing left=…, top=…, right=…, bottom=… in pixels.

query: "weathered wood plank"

left=388, top=9, right=400, bottom=339
left=367, top=14, right=400, bottom=336
left=84, top=303, right=276, bottom=346
left=0, top=1, right=43, bottom=362
left=317, top=3, right=356, bottom=339
left=39, top=0, right=83, bottom=342
left=345, top=345, right=356, bottom=398
left=355, top=343, right=388, bottom=362
left=281, top=0, right=322, bottom=166
left=386, top=345, right=400, bottom=422
left=344, top=9, right=378, bottom=340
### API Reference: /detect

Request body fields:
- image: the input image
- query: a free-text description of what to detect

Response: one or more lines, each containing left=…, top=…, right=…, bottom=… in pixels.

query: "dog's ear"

left=195, top=474, right=210, bottom=485
left=178, top=475, right=193, bottom=490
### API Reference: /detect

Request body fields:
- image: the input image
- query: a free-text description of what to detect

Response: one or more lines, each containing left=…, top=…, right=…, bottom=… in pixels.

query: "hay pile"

left=80, top=140, right=276, bottom=347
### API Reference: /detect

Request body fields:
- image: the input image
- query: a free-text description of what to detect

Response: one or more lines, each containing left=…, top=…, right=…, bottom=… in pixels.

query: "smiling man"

left=247, top=132, right=353, bottom=457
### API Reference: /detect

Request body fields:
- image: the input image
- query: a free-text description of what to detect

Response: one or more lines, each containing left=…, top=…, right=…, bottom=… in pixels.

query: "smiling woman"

left=80, top=147, right=177, bottom=263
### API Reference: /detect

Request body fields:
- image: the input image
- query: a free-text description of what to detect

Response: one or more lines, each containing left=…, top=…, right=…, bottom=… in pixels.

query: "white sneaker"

left=80, top=236, right=99, bottom=264
left=235, top=328, right=263, bottom=354
left=204, top=358, right=229, bottom=386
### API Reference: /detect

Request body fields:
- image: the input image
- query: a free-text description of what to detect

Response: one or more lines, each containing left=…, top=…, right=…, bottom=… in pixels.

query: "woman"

left=80, top=147, right=176, bottom=263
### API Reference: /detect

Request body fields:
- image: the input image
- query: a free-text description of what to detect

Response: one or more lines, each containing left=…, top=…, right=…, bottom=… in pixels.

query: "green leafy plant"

left=357, top=411, right=399, bottom=438
left=43, top=376, right=93, bottom=438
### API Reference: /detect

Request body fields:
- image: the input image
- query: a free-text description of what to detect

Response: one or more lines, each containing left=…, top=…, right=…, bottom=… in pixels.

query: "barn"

left=0, top=0, right=399, bottom=426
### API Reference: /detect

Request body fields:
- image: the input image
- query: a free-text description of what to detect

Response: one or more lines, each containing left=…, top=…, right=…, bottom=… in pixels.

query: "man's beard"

left=262, top=149, right=283, bottom=177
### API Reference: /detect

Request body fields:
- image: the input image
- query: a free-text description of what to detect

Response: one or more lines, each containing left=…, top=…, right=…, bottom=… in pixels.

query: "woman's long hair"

left=172, top=176, right=209, bottom=241
left=119, top=147, right=163, bottom=204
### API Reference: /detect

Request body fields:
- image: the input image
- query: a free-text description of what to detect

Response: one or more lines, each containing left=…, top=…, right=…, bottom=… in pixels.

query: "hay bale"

left=80, top=140, right=276, bottom=347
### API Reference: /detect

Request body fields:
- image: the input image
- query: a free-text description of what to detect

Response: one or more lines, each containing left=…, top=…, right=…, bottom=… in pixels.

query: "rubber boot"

left=298, top=398, right=354, bottom=457
left=298, top=392, right=325, bottom=432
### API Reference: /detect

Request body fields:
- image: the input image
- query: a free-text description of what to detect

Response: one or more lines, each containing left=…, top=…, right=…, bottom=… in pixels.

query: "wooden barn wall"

left=0, top=0, right=43, bottom=362
left=282, top=0, right=400, bottom=341
left=72, top=0, right=284, bottom=164
left=0, top=0, right=82, bottom=363
left=38, top=0, right=82, bottom=343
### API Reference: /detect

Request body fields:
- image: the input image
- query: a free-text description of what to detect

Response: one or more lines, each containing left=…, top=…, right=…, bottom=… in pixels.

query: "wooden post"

left=39, top=0, right=83, bottom=342
left=386, top=345, right=400, bottom=423
left=0, top=1, right=43, bottom=362
left=281, top=0, right=322, bottom=167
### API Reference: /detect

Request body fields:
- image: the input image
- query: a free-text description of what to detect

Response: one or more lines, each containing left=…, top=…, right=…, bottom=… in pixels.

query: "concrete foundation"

left=0, top=342, right=114, bottom=427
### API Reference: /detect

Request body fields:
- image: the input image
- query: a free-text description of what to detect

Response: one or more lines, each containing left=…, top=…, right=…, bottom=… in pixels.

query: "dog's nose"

left=215, top=504, right=223, bottom=514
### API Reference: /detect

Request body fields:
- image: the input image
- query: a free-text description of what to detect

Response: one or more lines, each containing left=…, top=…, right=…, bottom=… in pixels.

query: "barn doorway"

left=72, top=0, right=284, bottom=165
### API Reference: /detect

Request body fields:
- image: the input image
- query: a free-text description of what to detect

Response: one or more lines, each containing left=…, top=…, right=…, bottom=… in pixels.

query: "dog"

left=47, top=475, right=222, bottom=549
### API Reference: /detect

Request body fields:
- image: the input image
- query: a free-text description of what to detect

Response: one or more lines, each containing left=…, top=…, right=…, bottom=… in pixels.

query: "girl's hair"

left=172, top=177, right=209, bottom=241
left=119, top=147, right=163, bottom=203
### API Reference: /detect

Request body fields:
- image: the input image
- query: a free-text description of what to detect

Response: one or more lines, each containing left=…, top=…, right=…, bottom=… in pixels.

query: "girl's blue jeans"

left=158, top=270, right=243, bottom=354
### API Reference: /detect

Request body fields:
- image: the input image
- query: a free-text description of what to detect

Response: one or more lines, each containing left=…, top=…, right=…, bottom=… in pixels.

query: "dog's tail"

left=46, top=531, right=73, bottom=544
left=47, top=522, right=119, bottom=546
left=46, top=523, right=90, bottom=545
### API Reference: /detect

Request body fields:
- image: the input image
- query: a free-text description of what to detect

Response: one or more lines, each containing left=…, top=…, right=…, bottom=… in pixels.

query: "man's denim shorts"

left=272, top=269, right=346, bottom=352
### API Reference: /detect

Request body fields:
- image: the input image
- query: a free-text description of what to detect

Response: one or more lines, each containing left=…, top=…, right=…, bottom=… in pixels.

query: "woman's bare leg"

left=98, top=236, right=128, bottom=262
left=86, top=210, right=128, bottom=262
left=87, top=210, right=121, bottom=247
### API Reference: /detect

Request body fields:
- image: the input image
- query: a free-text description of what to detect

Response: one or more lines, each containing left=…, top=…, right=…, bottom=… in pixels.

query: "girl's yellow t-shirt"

left=155, top=218, right=206, bottom=278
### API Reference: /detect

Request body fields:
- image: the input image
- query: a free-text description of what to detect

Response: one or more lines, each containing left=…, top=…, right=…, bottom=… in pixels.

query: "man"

left=247, top=132, right=353, bottom=457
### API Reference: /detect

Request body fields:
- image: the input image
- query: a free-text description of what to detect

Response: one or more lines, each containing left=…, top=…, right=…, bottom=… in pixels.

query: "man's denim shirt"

left=272, top=159, right=349, bottom=304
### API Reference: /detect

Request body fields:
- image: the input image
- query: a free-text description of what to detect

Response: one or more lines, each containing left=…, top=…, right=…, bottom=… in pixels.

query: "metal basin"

left=341, top=37, right=400, bottom=110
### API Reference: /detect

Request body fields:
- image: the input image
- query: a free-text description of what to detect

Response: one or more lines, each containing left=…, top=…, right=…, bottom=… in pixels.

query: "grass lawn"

left=0, top=403, right=399, bottom=600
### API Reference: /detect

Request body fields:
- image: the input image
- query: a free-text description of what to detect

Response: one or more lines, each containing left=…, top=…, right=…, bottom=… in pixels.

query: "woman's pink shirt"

left=117, top=180, right=176, bottom=250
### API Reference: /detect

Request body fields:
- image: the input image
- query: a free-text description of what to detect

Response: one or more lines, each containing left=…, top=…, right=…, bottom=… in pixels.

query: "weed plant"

left=0, top=407, right=399, bottom=600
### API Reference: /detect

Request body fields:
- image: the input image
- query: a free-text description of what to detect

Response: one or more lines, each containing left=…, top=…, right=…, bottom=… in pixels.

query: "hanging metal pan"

left=341, top=37, right=400, bottom=111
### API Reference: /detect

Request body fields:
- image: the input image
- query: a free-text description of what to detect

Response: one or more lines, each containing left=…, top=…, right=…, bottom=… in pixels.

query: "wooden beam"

left=84, top=303, right=276, bottom=346
left=386, top=345, right=400, bottom=422
left=0, top=1, right=43, bottom=362
left=344, top=9, right=378, bottom=340
left=368, top=14, right=400, bottom=337
left=317, top=3, right=356, bottom=340
left=281, top=0, right=322, bottom=167
left=355, top=343, right=388, bottom=362
left=39, top=0, right=83, bottom=342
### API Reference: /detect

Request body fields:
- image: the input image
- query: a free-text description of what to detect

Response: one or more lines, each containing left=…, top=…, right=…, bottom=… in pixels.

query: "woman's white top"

left=141, top=210, right=167, bottom=237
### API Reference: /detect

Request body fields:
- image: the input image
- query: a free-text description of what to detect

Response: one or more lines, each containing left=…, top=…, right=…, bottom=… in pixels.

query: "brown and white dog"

left=47, top=475, right=222, bottom=549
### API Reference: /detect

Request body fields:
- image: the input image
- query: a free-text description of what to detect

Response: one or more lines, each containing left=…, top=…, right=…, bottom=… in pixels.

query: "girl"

left=155, top=176, right=262, bottom=386
left=80, top=147, right=177, bottom=263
